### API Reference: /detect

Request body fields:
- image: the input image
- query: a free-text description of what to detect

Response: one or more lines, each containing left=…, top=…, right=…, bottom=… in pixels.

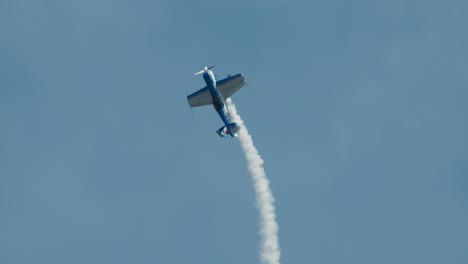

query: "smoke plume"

left=226, top=98, right=281, bottom=264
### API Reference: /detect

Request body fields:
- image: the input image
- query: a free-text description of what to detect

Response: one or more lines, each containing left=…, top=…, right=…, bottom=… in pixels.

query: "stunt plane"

left=187, top=66, right=245, bottom=138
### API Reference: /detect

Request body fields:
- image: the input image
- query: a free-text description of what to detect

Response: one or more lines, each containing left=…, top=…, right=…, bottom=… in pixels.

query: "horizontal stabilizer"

left=216, top=122, right=241, bottom=138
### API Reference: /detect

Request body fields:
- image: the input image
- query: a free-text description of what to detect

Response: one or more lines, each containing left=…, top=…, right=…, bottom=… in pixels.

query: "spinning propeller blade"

left=193, top=65, right=215, bottom=75
left=193, top=70, right=205, bottom=76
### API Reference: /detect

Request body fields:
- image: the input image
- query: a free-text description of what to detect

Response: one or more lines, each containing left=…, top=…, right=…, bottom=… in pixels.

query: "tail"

left=216, top=122, right=241, bottom=138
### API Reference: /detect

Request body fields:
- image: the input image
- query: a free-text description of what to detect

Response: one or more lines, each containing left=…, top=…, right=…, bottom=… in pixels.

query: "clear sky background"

left=1, top=0, right=467, bottom=263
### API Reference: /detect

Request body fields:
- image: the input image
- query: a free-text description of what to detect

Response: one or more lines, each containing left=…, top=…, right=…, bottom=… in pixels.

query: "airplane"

left=187, top=66, right=245, bottom=138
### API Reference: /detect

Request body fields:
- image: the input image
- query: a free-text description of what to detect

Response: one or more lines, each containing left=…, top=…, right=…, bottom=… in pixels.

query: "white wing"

left=217, top=74, right=245, bottom=99
left=187, top=87, right=212, bottom=107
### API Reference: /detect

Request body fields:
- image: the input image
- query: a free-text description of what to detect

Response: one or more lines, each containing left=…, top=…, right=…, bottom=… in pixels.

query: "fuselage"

left=203, top=70, right=233, bottom=133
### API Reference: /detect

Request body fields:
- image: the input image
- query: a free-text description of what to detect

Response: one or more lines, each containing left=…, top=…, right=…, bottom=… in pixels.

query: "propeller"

left=193, top=65, right=215, bottom=75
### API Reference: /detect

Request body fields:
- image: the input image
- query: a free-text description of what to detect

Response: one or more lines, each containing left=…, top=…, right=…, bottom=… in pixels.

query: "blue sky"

left=1, top=0, right=467, bottom=263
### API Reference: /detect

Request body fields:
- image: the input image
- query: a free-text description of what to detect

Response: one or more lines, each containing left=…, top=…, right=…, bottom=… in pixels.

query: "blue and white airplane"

left=187, top=66, right=245, bottom=138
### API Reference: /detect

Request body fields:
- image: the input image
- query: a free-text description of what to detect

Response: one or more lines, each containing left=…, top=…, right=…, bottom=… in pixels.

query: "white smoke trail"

left=226, top=98, right=281, bottom=264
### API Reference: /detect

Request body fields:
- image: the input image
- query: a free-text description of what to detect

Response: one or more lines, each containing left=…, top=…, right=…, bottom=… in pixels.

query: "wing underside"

left=187, top=87, right=212, bottom=107
left=187, top=74, right=245, bottom=108
left=217, top=74, right=245, bottom=99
